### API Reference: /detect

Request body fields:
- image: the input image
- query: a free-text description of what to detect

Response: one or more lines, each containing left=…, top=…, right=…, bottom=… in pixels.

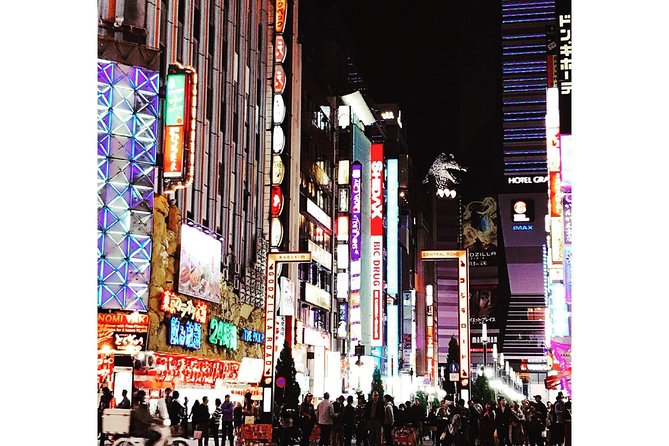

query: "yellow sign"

left=269, top=252, right=312, bottom=263
left=420, top=250, right=465, bottom=260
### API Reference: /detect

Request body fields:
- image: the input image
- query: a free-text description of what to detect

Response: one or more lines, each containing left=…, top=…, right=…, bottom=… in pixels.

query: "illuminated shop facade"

left=97, top=0, right=272, bottom=403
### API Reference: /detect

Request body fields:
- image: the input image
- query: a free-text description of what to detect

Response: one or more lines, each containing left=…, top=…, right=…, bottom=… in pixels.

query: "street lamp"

left=481, top=323, right=488, bottom=372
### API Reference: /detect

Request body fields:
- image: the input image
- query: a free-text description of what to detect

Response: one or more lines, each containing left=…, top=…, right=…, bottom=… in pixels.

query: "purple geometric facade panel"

left=97, top=59, right=158, bottom=312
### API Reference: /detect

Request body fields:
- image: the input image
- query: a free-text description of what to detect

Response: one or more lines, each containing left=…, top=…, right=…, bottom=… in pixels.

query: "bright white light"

left=381, top=111, right=395, bottom=120
left=341, top=91, right=375, bottom=125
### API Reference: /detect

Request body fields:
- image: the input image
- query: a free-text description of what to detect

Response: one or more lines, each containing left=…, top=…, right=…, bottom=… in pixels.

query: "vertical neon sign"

left=370, top=143, right=384, bottom=346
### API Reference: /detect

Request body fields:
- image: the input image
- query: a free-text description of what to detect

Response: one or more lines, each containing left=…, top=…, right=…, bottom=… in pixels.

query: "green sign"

left=165, top=74, right=186, bottom=126
left=209, top=318, right=238, bottom=350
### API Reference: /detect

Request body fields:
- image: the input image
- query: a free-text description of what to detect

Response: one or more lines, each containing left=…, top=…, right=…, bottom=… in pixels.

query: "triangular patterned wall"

left=97, top=59, right=159, bottom=311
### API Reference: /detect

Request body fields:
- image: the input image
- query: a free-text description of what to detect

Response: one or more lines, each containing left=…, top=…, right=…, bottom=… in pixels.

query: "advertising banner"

left=462, top=197, right=498, bottom=267
left=370, top=144, right=384, bottom=346
left=97, top=312, right=150, bottom=352
left=178, top=224, right=222, bottom=303
left=148, top=353, right=240, bottom=386
left=469, top=286, right=498, bottom=328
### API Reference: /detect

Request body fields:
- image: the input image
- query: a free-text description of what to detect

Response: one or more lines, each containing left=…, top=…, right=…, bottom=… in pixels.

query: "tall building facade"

left=97, top=0, right=273, bottom=405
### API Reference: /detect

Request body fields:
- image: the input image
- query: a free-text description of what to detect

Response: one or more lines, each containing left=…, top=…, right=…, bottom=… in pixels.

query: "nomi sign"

left=370, top=143, right=384, bottom=346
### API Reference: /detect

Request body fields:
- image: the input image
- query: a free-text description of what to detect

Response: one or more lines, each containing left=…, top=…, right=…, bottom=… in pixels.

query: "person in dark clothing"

left=332, top=396, right=345, bottom=446
left=468, top=397, right=483, bottom=446
left=382, top=395, right=395, bottom=446
left=526, top=405, right=545, bottom=446
left=169, top=390, right=186, bottom=437
left=233, top=402, right=244, bottom=434
left=130, top=390, right=162, bottom=446
left=409, top=398, right=425, bottom=445
left=365, top=391, right=385, bottom=446
left=494, top=397, right=512, bottom=446
left=549, top=393, right=566, bottom=446
left=98, top=386, right=114, bottom=446
left=342, top=396, right=355, bottom=446
left=299, top=393, right=317, bottom=446
left=193, top=396, right=211, bottom=446
left=355, top=395, right=369, bottom=446
left=117, top=389, right=131, bottom=409
left=210, top=398, right=222, bottom=446
left=221, top=394, right=235, bottom=446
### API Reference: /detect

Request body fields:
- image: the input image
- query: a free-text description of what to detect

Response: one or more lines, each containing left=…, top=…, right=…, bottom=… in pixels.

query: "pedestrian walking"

left=509, top=401, right=525, bottom=446
left=364, top=391, right=384, bottom=446
left=193, top=396, right=211, bottom=446
left=332, top=396, right=345, bottom=446
left=410, top=398, right=426, bottom=445
left=526, top=405, right=544, bottom=446
left=383, top=395, right=395, bottom=446
left=549, top=393, right=565, bottom=446
left=242, top=392, right=256, bottom=424
left=342, top=396, right=355, bottom=446
left=479, top=402, right=496, bottom=446
left=299, top=393, right=317, bottom=446
left=468, top=397, right=483, bottom=446
left=168, top=391, right=185, bottom=437
left=98, top=386, right=114, bottom=446
left=211, top=398, right=222, bottom=446
left=233, top=402, right=244, bottom=437
left=354, top=395, right=369, bottom=446
left=221, top=394, right=235, bottom=446
left=317, top=392, right=335, bottom=446
left=494, top=397, right=512, bottom=446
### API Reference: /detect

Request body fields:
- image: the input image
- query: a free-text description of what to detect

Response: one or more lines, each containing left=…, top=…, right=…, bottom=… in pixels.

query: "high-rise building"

left=97, top=0, right=272, bottom=404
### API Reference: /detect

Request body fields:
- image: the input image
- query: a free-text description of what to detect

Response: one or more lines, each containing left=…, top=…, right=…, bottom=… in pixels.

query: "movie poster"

left=462, top=197, right=498, bottom=267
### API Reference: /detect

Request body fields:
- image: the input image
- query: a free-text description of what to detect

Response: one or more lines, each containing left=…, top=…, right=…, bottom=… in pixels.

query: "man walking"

left=221, top=394, right=235, bottom=446
left=317, top=392, right=335, bottom=446
left=365, top=391, right=384, bottom=446
left=211, top=398, right=222, bottom=446
left=193, top=396, right=211, bottom=446
left=494, top=397, right=512, bottom=446
left=383, top=395, right=395, bottom=446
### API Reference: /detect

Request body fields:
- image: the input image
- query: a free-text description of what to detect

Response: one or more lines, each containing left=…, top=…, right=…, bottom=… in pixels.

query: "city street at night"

left=3, top=1, right=669, bottom=446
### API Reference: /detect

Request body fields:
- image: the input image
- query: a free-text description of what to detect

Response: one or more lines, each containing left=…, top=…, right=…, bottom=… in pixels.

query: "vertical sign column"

left=420, top=250, right=470, bottom=386
left=370, top=143, right=384, bottom=347
left=349, top=162, right=363, bottom=347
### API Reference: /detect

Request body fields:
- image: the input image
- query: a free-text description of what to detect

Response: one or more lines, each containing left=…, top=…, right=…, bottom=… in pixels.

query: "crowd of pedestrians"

left=294, top=391, right=571, bottom=446
left=99, top=385, right=571, bottom=446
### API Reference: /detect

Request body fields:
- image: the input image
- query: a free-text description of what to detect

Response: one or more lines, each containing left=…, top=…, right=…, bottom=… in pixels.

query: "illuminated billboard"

left=163, top=64, right=198, bottom=191
left=370, top=143, right=384, bottom=346
left=97, top=60, right=158, bottom=311
left=462, top=197, right=498, bottom=267
left=178, top=224, right=222, bottom=303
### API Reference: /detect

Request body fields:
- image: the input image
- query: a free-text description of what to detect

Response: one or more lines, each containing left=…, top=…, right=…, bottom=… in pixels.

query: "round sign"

left=276, top=377, right=286, bottom=388
left=448, top=362, right=459, bottom=373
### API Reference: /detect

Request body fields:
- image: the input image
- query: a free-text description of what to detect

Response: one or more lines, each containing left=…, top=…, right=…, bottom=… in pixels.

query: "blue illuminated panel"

left=502, top=0, right=556, bottom=177
left=97, top=60, right=159, bottom=311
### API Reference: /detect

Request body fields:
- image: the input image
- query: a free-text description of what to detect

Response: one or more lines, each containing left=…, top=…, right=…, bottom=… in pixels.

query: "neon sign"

left=370, top=144, right=384, bottom=346
left=242, top=329, right=265, bottom=344
left=161, top=290, right=207, bottom=323
left=168, top=317, right=202, bottom=349
left=209, top=318, right=238, bottom=350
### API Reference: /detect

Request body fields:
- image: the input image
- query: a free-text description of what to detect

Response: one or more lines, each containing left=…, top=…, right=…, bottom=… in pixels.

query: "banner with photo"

left=178, top=224, right=222, bottom=303
left=469, top=285, right=498, bottom=329
left=462, top=197, right=498, bottom=267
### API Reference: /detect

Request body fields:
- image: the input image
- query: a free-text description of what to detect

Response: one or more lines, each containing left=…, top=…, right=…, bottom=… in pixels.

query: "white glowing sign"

left=387, top=159, right=399, bottom=295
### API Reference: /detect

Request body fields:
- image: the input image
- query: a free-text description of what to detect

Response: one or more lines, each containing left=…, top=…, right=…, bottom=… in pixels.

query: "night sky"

left=335, top=0, right=503, bottom=195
